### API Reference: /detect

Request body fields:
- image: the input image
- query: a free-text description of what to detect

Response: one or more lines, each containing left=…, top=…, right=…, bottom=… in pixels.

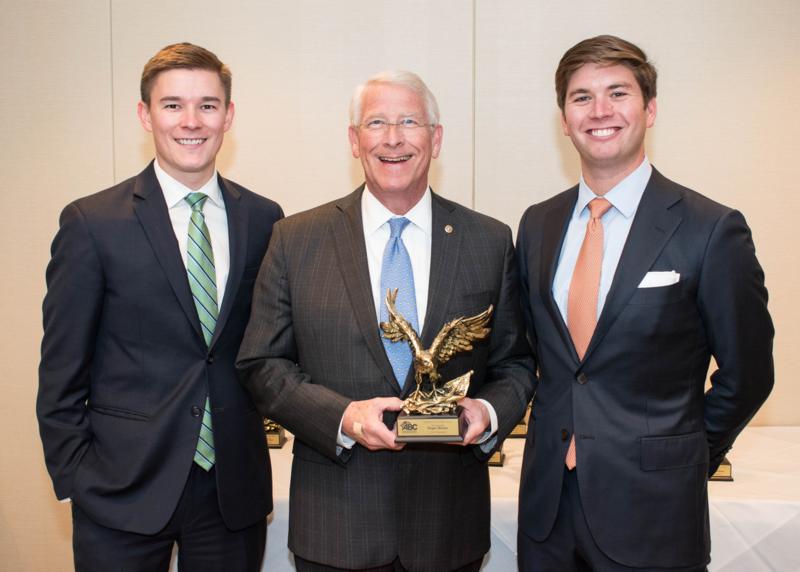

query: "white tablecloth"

left=177, top=426, right=800, bottom=570
left=487, top=426, right=800, bottom=571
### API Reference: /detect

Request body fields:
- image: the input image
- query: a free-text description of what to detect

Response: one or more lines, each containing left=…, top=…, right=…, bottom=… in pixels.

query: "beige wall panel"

left=475, top=0, right=800, bottom=425
left=110, top=0, right=474, bottom=216
left=0, top=1, right=113, bottom=568
left=4, top=0, right=798, bottom=567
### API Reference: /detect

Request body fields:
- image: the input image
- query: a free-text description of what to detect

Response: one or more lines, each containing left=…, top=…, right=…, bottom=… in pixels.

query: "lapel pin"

left=444, top=224, right=454, bottom=234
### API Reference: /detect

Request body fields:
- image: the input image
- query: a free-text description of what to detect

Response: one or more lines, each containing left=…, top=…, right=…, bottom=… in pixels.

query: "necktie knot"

left=185, top=192, right=209, bottom=213
left=388, top=217, right=411, bottom=238
left=588, top=197, right=612, bottom=220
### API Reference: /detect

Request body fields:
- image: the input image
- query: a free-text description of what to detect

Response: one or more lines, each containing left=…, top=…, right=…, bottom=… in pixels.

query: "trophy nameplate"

left=396, top=411, right=467, bottom=442
left=380, top=288, right=493, bottom=443
left=710, top=456, right=733, bottom=482
left=263, top=419, right=287, bottom=449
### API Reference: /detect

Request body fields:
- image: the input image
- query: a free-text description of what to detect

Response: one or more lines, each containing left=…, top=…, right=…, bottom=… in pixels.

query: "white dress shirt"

left=361, top=186, right=432, bottom=328
left=154, top=159, right=230, bottom=307
left=552, top=159, right=652, bottom=323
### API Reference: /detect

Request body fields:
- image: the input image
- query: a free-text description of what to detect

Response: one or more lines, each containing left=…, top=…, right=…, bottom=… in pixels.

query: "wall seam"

left=109, top=0, right=117, bottom=183
left=471, top=0, right=477, bottom=210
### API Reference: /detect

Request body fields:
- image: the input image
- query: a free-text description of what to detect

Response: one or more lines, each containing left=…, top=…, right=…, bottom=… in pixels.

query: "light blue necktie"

left=380, top=217, right=419, bottom=386
left=185, top=192, right=216, bottom=471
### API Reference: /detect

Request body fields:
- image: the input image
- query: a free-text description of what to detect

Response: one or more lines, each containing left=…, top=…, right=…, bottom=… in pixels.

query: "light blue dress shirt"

left=552, top=159, right=653, bottom=323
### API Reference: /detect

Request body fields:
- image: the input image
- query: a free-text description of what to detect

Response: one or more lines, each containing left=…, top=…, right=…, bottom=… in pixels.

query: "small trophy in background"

left=710, top=456, right=733, bottom=482
left=509, top=401, right=532, bottom=438
left=380, top=288, right=493, bottom=442
left=263, top=419, right=287, bottom=448
left=488, top=442, right=506, bottom=467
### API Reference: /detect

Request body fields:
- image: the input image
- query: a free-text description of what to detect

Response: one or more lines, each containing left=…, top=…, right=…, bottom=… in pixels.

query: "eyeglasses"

left=357, top=118, right=435, bottom=132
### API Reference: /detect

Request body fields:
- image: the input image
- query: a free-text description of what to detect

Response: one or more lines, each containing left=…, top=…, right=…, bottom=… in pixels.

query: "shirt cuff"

left=337, top=414, right=356, bottom=450
left=475, top=398, right=498, bottom=450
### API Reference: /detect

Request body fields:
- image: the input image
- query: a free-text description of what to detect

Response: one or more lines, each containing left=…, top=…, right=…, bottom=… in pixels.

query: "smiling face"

left=348, top=83, right=442, bottom=214
left=138, top=68, right=234, bottom=190
left=561, top=63, right=656, bottom=186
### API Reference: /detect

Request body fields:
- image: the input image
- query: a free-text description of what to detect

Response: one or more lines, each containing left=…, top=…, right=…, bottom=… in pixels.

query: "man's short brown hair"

left=140, top=42, right=231, bottom=106
left=555, top=35, right=657, bottom=112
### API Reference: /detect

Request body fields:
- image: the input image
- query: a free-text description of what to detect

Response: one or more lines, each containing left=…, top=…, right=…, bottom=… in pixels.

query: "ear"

left=348, top=125, right=361, bottom=158
left=223, top=101, right=235, bottom=132
left=137, top=101, right=153, bottom=132
left=560, top=111, right=570, bottom=136
left=430, top=124, right=443, bottom=159
left=645, top=97, right=657, bottom=128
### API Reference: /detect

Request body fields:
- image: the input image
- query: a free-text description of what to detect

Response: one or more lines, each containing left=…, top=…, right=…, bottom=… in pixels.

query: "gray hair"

left=349, top=70, right=440, bottom=126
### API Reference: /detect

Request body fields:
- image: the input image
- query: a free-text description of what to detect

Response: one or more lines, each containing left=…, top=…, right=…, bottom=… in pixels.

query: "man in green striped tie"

left=37, top=42, right=283, bottom=571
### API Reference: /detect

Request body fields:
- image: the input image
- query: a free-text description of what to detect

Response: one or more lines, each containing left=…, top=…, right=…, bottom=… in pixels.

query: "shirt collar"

left=154, top=159, right=223, bottom=209
left=361, top=185, right=432, bottom=237
left=576, top=158, right=652, bottom=219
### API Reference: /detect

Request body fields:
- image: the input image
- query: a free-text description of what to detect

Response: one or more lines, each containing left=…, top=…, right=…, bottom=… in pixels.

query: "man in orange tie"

left=515, top=35, right=774, bottom=571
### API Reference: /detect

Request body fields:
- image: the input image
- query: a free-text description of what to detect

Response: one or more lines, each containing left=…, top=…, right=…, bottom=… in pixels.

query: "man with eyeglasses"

left=238, top=70, right=534, bottom=571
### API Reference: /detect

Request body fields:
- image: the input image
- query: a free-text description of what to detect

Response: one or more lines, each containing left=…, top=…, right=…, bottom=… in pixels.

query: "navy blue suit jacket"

left=516, top=168, right=773, bottom=568
left=37, top=162, right=282, bottom=534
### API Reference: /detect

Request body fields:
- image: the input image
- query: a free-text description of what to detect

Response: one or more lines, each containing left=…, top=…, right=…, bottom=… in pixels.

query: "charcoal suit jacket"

left=237, top=187, right=535, bottom=571
left=37, top=162, right=282, bottom=534
left=516, top=167, right=773, bottom=568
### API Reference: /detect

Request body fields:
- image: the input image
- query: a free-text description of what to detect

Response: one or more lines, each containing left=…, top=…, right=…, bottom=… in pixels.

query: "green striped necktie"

left=185, top=192, right=217, bottom=471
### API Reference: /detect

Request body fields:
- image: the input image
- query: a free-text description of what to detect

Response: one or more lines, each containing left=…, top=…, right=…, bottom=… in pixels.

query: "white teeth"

left=590, top=128, right=616, bottom=137
left=176, top=138, right=204, bottom=145
left=380, top=155, right=411, bottom=162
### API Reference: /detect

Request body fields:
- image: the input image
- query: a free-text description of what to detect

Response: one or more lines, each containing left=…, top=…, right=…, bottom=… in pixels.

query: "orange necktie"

left=565, top=197, right=612, bottom=470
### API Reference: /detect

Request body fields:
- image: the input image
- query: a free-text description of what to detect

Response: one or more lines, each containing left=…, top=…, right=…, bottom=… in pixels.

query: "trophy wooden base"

left=395, top=411, right=465, bottom=442
left=488, top=445, right=505, bottom=467
left=509, top=402, right=531, bottom=438
left=509, top=421, right=527, bottom=438
left=710, top=457, right=733, bottom=482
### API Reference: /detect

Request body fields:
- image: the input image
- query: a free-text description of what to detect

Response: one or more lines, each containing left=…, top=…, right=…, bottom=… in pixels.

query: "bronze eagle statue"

left=380, top=288, right=493, bottom=414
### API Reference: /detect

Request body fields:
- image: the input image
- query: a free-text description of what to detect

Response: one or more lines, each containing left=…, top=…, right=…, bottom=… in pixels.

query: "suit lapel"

left=331, top=187, right=399, bottom=393
left=420, top=193, right=461, bottom=344
left=210, top=176, right=245, bottom=348
left=583, top=168, right=683, bottom=362
left=132, top=163, right=204, bottom=343
left=406, top=193, right=463, bottom=397
left=539, top=188, right=579, bottom=361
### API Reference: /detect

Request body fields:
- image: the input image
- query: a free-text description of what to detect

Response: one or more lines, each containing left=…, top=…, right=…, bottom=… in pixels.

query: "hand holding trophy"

left=380, top=288, right=493, bottom=442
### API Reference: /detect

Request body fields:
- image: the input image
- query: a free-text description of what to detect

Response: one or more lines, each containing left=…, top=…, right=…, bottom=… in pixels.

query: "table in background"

left=254, top=426, right=800, bottom=571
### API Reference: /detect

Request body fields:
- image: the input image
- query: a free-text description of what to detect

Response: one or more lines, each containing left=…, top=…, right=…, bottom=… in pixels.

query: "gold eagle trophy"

left=380, top=288, right=493, bottom=442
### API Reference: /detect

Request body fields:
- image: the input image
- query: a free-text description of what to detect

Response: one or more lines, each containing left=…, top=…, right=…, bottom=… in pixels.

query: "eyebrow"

left=566, top=88, right=590, bottom=99
left=567, top=82, right=635, bottom=98
left=157, top=96, right=222, bottom=104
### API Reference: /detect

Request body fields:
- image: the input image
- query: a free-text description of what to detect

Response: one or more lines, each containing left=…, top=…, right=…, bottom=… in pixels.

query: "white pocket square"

left=638, top=270, right=680, bottom=288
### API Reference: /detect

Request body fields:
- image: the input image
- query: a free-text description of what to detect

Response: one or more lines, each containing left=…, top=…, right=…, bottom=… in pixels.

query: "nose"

left=181, top=106, right=201, bottom=129
left=589, top=96, right=612, bottom=119
left=382, top=122, right=405, bottom=146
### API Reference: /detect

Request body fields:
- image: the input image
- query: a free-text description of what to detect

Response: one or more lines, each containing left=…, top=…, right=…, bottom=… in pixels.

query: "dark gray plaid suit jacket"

left=237, top=186, right=535, bottom=571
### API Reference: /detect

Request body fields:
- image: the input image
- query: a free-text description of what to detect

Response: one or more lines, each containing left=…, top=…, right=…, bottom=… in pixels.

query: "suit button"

left=206, top=354, right=214, bottom=364
left=561, top=429, right=570, bottom=441
left=191, top=406, right=202, bottom=417
left=576, top=373, right=588, bottom=384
